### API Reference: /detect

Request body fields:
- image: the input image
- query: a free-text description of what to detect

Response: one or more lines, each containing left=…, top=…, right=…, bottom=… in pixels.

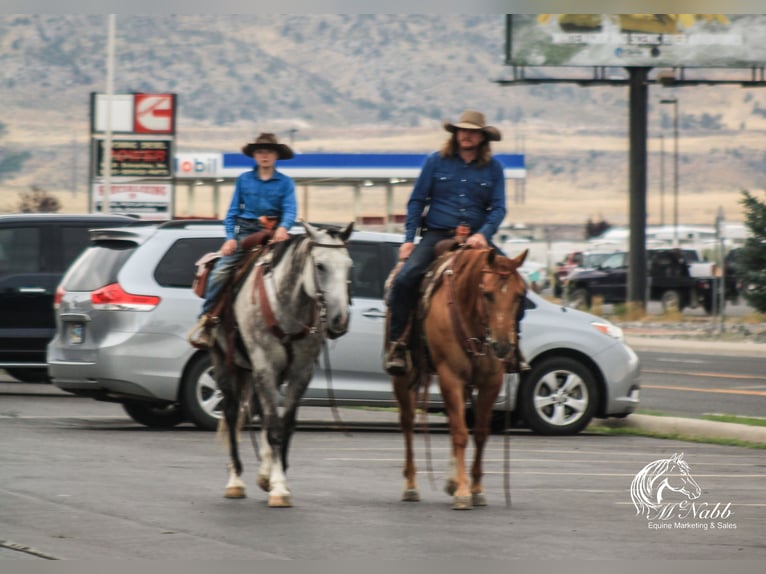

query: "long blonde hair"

left=439, top=132, right=493, bottom=167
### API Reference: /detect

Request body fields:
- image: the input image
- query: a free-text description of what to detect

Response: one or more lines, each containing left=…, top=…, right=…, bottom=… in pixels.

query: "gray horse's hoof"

left=268, top=493, right=293, bottom=508
left=452, top=495, right=473, bottom=510
left=472, top=492, right=488, bottom=507
left=402, top=488, right=420, bottom=502
left=224, top=486, right=246, bottom=499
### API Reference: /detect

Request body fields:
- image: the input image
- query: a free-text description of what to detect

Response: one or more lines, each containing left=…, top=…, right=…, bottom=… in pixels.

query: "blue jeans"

left=200, top=218, right=262, bottom=316
left=387, top=230, right=451, bottom=342
left=387, top=231, right=505, bottom=342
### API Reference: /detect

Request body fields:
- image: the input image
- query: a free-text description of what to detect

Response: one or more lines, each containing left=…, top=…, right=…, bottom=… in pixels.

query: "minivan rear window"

left=61, top=241, right=137, bottom=291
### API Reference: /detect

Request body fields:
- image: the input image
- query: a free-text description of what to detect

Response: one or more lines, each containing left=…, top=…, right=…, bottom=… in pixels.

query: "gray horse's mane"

left=270, top=224, right=346, bottom=269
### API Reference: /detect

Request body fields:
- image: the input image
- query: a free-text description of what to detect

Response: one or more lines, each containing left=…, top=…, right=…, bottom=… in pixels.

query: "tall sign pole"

left=103, top=14, right=116, bottom=213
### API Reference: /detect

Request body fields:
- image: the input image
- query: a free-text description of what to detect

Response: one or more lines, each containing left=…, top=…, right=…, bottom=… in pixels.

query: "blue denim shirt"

left=404, top=151, right=506, bottom=243
left=223, top=169, right=297, bottom=240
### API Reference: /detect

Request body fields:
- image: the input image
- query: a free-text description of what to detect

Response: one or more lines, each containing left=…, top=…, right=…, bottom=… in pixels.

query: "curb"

left=593, top=413, right=766, bottom=446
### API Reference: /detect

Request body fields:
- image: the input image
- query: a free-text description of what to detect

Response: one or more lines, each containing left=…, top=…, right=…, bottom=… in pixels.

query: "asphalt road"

left=635, top=349, right=766, bottom=419
left=1, top=385, right=766, bottom=560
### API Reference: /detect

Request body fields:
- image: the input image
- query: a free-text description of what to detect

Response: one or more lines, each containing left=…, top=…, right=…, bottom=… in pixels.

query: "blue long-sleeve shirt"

left=404, top=151, right=506, bottom=243
left=223, top=169, right=297, bottom=240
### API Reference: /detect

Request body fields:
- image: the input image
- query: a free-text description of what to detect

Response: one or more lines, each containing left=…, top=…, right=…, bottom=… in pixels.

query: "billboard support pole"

left=627, top=66, right=649, bottom=313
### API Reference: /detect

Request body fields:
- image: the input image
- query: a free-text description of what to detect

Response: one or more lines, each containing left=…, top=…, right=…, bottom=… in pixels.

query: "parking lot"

left=2, top=383, right=765, bottom=560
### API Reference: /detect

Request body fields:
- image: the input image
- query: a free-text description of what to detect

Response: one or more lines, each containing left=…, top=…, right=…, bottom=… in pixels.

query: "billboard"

left=92, top=182, right=172, bottom=220
left=508, top=14, right=766, bottom=67
left=91, top=93, right=176, bottom=134
left=94, top=139, right=173, bottom=178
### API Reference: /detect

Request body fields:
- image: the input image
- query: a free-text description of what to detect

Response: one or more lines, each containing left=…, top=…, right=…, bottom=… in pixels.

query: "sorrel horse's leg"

left=438, top=369, right=472, bottom=510
left=392, top=373, right=419, bottom=501
left=469, top=372, right=503, bottom=507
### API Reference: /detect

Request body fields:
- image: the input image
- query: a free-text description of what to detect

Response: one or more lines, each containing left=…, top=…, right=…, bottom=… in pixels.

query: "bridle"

left=254, top=237, right=350, bottom=344
left=443, top=252, right=525, bottom=360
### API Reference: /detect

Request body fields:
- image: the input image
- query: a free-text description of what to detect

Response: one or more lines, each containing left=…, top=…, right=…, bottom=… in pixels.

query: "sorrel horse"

left=209, top=221, right=353, bottom=507
left=391, top=245, right=528, bottom=509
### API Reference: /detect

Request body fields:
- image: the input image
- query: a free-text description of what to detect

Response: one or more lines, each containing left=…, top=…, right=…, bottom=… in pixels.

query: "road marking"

left=643, top=383, right=766, bottom=397
left=644, top=369, right=766, bottom=381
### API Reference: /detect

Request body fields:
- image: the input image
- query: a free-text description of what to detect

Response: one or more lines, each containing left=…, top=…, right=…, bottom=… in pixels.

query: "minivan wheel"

left=181, top=354, right=222, bottom=431
left=122, top=401, right=185, bottom=428
left=519, top=357, right=598, bottom=436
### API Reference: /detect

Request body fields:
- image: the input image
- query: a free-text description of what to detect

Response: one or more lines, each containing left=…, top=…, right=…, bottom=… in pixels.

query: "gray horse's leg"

left=252, top=362, right=292, bottom=507
left=217, top=361, right=247, bottom=499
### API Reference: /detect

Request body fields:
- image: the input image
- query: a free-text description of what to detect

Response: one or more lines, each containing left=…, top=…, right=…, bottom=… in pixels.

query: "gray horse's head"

left=302, top=221, right=354, bottom=339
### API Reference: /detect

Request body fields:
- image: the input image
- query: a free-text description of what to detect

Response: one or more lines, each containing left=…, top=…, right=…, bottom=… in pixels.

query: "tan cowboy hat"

left=443, top=110, right=502, bottom=142
left=241, top=132, right=294, bottom=160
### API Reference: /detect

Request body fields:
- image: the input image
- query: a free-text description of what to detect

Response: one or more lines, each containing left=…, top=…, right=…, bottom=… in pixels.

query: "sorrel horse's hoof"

left=472, top=492, right=488, bottom=507
left=444, top=479, right=457, bottom=496
left=224, top=486, right=246, bottom=499
left=257, top=475, right=270, bottom=492
left=452, top=495, right=473, bottom=510
left=402, top=488, right=420, bottom=502
left=268, top=493, right=293, bottom=508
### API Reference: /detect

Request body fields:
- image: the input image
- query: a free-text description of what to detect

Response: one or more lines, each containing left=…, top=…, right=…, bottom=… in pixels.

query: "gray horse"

left=210, top=221, right=353, bottom=507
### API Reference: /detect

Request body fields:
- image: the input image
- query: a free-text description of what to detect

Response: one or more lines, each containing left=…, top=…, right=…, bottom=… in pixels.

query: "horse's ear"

left=511, top=248, right=529, bottom=269
left=301, top=220, right=319, bottom=240
left=340, top=221, right=354, bottom=242
left=486, top=248, right=496, bottom=265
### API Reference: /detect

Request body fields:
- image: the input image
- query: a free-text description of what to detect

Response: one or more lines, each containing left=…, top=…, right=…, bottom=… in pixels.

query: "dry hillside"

left=2, top=14, right=765, bottom=225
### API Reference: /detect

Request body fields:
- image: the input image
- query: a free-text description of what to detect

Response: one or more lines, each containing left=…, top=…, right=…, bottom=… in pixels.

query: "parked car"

left=553, top=250, right=617, bottom=298
left=0, top=213, right=138, bottom=382
left=48, top=220, right=640, bottom=435
left=565, top=248, right=711, bottom=312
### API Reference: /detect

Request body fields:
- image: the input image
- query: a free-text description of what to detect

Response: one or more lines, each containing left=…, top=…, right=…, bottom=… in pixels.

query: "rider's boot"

left=384, top=340, right=409, bottom=376
left=188, top=313, right=219, bottom=349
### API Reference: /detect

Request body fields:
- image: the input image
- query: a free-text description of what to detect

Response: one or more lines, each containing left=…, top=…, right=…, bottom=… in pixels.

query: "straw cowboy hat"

left=443, top=110, right=502, bottom=141
left=241, top=132, right=294, bottom=160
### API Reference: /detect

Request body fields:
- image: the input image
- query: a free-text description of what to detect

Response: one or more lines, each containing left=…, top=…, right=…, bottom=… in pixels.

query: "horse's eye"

left=316, top=262, right=326, bottom=273
left=482, top=291, right=494, bottom=303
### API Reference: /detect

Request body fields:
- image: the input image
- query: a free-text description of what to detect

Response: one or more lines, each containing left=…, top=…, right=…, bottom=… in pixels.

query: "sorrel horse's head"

left=452, top=247, right=528, bottom=361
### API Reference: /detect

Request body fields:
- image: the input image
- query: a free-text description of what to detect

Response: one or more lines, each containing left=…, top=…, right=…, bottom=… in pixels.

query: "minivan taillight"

left=54, top=286, right=65, bottom=310
left=91, top=283, right=160, bottom=311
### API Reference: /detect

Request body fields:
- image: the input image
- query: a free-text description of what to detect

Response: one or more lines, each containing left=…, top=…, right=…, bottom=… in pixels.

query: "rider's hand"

left=399, top=242, right=415, bottom=261
left=221, top=239, right=238, bottom=256
left=466, top=233, right=488, bottom=249
left=271, top=226, right=289, bottom=243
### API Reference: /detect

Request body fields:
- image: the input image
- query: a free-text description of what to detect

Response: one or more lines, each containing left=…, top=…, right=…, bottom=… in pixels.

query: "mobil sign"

left=175, top=153, right=221, bottom=178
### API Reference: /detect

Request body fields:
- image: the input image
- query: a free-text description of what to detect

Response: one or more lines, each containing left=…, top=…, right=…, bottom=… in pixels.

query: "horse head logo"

left=630, top=453, right=702, bottom=518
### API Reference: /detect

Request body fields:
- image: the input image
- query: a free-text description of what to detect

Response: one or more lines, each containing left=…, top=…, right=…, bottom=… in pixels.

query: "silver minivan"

left=48, top=220, right=640, bottom=434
